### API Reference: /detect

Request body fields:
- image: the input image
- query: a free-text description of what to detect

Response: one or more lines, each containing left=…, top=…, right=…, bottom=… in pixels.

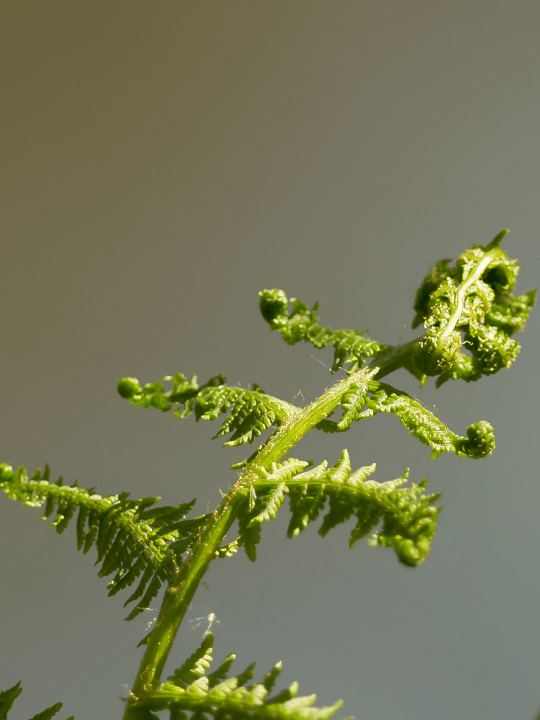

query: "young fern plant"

left=0, top=230, right=534, bottom=720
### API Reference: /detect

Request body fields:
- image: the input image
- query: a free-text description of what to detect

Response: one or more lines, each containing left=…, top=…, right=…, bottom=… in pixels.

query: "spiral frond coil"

left=411, top=229, right=535, bottom=385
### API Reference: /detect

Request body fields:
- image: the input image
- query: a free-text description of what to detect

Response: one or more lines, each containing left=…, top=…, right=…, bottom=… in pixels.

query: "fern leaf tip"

left=0, top=463, right=14, bottom=482
left=457, top=420, right=496, bottom=459
left=117, top=377, right=141, bottom=399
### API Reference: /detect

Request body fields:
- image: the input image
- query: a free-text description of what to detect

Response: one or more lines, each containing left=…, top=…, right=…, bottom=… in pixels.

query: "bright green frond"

left=220, top=452, right=439, bottom=566
left=128, top=634, right=347, bottom=720
left=313, top=378, right=495, bottom=460
left=118, top=373, right=297, bottom=449
left=27, top=703, right=71, bottom=720
left=259, top=289, right=388, bottom=373
left=167, top=633, right=215, bottom=689
left=0, top=464, right=209, bottom=621
left=361, top=382, right=496, bottom=459
left=411, top=230, right=535, bottom=384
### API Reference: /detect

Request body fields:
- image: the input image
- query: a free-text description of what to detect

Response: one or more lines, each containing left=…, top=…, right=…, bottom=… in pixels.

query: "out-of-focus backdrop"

left=1, top=3, right=539, bottom=719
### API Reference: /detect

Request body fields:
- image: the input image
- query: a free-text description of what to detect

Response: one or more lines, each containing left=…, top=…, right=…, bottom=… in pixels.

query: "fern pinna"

left=1, top=232, right=534, bottom=720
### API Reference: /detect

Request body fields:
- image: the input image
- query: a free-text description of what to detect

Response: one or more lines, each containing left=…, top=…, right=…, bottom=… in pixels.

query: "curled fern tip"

left=259, top=289, right=289, bottom=325
left=118, top=377, right=141, bottom=399
left=457, top=421, right=496, bottom=459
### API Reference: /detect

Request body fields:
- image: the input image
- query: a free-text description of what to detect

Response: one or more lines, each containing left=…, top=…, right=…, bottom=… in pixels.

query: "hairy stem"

left=123, top=494, right=240, bottom=716
left=368, top=337, right=422, bottom=380
left=439, top=245, right=501, bottom=344
left=248, top=366, right=378, bottom=473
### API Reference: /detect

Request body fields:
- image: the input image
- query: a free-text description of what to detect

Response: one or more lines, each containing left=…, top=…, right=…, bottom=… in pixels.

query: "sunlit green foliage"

left=0, top=463, right=210, bottom=621
left=118, top=372, right=296, bottom=448
left=1, top=232, right=534, bottom=719
left=221, top=452, right=440, bottom=567
left=258, top=288, right=388, bottom=373
left=411, top=229, right=535, bottom=385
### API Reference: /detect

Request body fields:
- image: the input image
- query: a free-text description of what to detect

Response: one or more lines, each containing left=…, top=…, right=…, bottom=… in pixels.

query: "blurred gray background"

left=1, top=2, right=539, bottom=719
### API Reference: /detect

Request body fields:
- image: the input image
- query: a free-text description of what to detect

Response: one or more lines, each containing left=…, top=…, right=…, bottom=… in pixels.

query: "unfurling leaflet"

left=227, top=452, right=439, bottom=567
left=118, top=373, right=296, bottom=451
left=259, top=288, right=389, bottom=372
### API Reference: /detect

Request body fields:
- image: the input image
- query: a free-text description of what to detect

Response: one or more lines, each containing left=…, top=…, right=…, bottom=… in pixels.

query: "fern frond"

left=118, top=374, right=297, bottom=449
left=314, top=378, right=372, bottom=434
left=311, top=377, right=494, bottom=460
left=411, top=229, right=536, bottom=384
left=222, top=451, right=439, bottom=567
left=128, top=633, right=349, bottom=720
left=0, top=683, right=74, bottom=720
left=359, top=381, right=496, bottom=459
left=0, top=464, right=209, bottom=621
left=259, top=289, right=389, bottom=373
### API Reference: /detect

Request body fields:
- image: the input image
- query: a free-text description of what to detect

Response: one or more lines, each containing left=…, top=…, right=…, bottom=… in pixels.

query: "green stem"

left=438, top=246, right=501, bottom=345
left=369, top=337, right=422, bottom=381
left=123, top=492, right=241, bottom=716
left=247, top=366, right=378, bottom=473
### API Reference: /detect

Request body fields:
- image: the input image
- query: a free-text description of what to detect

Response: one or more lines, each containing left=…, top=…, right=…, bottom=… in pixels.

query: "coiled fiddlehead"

left=411, top=229, right=535, bottom=385
left=259, top=231, right=534, bottom=389
left=341, top=381, right=495, bottom=459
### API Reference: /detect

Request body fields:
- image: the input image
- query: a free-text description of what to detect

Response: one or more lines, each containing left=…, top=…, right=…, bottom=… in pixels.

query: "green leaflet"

left=127, top=633, right=350, bottom=720
left=411, top=229, right=535, bottom=384
left=0, top=682, right=74, bottom=720
left=0, top=683, right=23, bottom=720
left=0, top=464, right=209, bottom=621
left=258, top=289, right=389, bottom=372
left=118, top=373, right=297, bottom=449
left=27, top=705, right=70, bottom=720
left=167, top=633, right=216, bottom=688
left=314, top=379, right=495, bottom=460
left=361, top=381, right=496, bottom=459
left=224, top=452, right=440, bottom=567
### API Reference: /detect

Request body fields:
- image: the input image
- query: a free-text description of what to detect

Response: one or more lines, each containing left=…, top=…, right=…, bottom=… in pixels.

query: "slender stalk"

left=438, top=246, right=501, bottom=344
left=248, top=365, right=378, bottom=473
left=123, top=492, right=241, bottom=716
left=368, top=337, right=422, bottom=381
